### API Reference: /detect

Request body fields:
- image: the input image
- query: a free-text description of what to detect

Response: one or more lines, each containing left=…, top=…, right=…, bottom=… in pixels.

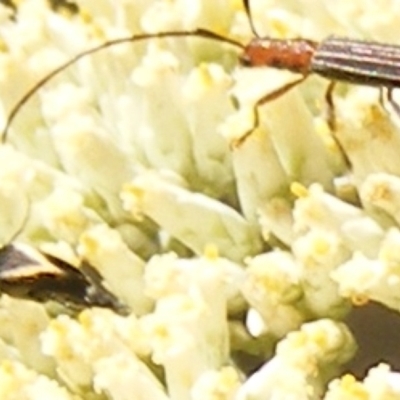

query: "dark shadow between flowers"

left=344, top=301, right=400, bottom=378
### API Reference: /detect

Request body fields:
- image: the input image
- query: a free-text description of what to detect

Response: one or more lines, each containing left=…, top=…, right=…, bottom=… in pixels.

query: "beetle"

left=2, top=0, right=400, bottom=148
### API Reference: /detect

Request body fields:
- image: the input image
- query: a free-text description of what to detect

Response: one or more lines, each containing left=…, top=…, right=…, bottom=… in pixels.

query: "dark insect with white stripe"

left=2, top=0, right=400, bottom=145
left=0, top=244, right=128, bottom=314
left=0, top=213, right=128, bottom=314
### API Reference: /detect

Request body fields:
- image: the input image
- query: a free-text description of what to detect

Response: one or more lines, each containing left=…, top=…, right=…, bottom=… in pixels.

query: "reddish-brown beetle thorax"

left=240, top=38, right=318, bottom=75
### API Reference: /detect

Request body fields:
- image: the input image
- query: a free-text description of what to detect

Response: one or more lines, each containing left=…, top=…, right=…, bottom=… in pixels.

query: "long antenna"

left=242, top=0, right=260, bottom=38
left=1, top=28, right=244, bottom=143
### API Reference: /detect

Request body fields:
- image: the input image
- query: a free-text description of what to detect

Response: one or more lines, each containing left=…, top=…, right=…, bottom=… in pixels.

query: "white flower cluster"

left=0, top=0, right=399, bottom=399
